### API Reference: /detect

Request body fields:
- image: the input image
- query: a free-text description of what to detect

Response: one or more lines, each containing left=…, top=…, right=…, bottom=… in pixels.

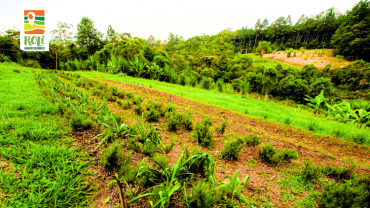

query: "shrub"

left=126, top=92, right=134, bottom=99
left=100, top=143, right=122, bottom=170
left=142, top=141, right=157, bottom=157
left=201, top=76, right=212, bottom=90
left=105, top=91, right=116, bottom=101
left=301, top=160, right=323, bottom=181
left=216, top=79, right=224, bottom=92
left=193, top=118, right=213, bottom=147
left=133, top=104, right=144, bottom=115
left=145, top=100, right=164, bottom=117
left=221, top=138, right=244, bottom=161
left=153, top=154, right=169, bottom=169
left=320, top=177, right=370, bottom=208
left=144, top=109, right=160, bottom=122
left=182, top=112, right=193, bottom=130
left=165, top=111, right=183, bottom=131
left=69, top=114, right=93, bottom=130
left=116, top=90, right=125, bottom=99
left=178, top=73, right=187, bottom=86
left=258, top=143, right=298, bottom=166
left=323, top=165, right=357, bottom=181
left=190, top=180, right=215, bottom=208
left=164, top=104, right=177, bottom=113
left=215, top=121, right=227, bottom=135
left=122, top=100, right=132, bottom=110
left=188, top=75, right=197, bottom=87
left=243, top=134, right=261, bottom=146
left=132, top=96, right=144, bottom=105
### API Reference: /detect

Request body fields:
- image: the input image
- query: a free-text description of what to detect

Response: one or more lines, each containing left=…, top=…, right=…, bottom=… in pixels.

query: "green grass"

left=0, top=63, right=90, bottom=206
left=72, top=70, right=369, bottom=145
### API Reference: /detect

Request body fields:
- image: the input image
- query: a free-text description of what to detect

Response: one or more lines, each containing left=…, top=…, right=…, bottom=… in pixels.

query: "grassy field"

left=0, top=63, right=90, bottom=206
left=75, top=71, right=369, bottom=145
left=244, top=54, right=303, bottom=71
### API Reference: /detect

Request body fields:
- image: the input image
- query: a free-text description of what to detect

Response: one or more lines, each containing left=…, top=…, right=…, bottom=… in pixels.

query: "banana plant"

left=129, top=57, right=146, bottom=77
left=304, top=90, right=328, bottom=114
left=354, top=109, right=370, bottom=129
left=147, top=63, right=163, bottom=80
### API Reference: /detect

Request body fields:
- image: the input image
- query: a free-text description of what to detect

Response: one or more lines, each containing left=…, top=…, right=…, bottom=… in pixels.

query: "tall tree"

left=75, top=17, right=103, bottom=54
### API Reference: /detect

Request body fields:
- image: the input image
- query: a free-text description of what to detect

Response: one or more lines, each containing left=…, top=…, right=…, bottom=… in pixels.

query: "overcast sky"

left=0, top=0, right=360, bottom=41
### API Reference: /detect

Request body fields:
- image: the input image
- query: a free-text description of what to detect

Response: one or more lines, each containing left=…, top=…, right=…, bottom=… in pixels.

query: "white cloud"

left=0, top=0, right=361, bottom=40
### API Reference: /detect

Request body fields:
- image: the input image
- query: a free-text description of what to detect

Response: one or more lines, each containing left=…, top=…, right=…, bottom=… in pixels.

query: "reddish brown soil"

left=63, top=75, right=370, bottom=207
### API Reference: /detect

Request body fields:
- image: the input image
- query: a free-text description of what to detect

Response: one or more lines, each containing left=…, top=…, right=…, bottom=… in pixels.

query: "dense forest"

left=0, top=0, right=369, bottom=104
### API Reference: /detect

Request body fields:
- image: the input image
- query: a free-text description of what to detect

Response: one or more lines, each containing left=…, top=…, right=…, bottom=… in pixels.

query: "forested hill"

left=233, top=0, right=370, bottom=62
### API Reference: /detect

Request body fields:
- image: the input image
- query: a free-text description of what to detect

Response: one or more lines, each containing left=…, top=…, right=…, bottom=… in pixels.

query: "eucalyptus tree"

left=76, top=17, right=103, bottom=54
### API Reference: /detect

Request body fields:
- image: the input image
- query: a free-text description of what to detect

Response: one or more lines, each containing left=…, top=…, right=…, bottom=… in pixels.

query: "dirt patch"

left=262, top=50, right=353, bottom=69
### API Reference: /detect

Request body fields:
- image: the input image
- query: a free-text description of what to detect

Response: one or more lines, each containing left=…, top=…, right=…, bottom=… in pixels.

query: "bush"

left=144, top=109, right=160, bottom=122
left=215, top=121, right=227, bottom=135
left=178, top=73, right=187, bottom=86
left=164, top=104, right=177, bottom=113
left=320, top=177, right=370, bottom=208
left=126, top=92, right=134, bottom=99
left=193, top=118, right=213, bottom=147
left=101, top=143, right=122, bottom=170
left=190, top=180, right=215, bottom=208
left=258, top=143, right=298, bottom=166
left=323, top=165, right=357, bottom=181
left=221, top=138, right=244, bottom=161
left=133, top=104, right=144, bottom=115
left=132, top=96, right=144, bottom=105
left=116, top=90, right=126, bottom=99
left=145, top=100, right=164, bottom=119
left=122, top=100, right=132, bottom=110
left=243, top=134, right=261, bottom=146
left=201, top=76, right=212, bottom=90
left=69, top=114, right=93, bottom=130
left=301, top=160, right=323, bottom=181
left=142, top=141, right=157, bottom=157
left=216, top=79, right=224, bottom=92
left=182, top=112, right=193, bottom=130
left=165, top=111, right=183, bottom=131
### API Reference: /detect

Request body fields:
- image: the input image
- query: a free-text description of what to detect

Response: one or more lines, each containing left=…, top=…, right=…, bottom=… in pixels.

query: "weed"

left=162, top=142, right=175, bottom=154
left=332, top=126, right=346, bottom=138
left=127, top=138, right=141, bottom=152
left=307, top=120, right=319, bottom=132
left=164, top=104, right=177, bottom=113
left=284, top=116, right=293, bottom=125
left=132, top=96, right=144, bottom=105
left=165, top=111, right=183, bottom=131
left=144, top=109, right=160, bottom=122
left=352, top=132, right=368, bottom=144
left=246, top=159, right=257, bottom=168
left=126, top=92, right=134, bottom=99
left=182, top=112, right=193, bottom=130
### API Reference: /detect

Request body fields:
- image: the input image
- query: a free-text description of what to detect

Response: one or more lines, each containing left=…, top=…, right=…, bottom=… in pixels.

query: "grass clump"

left=100, top=143, right=122, bottom=170
left=142, top=141, right=157, bottom=157
left=165, top=110, right=193, bottom=131
left=144, top=100, right=164, bottom=122
left=193, top=117, right=213, bottom=147
left=153, top=154, right=169, bottom=169
left=215, top=120, right=227, bottom=135
left=132, top=96, right=144, bottom=105
left=221, top=137, right=244, bottom=161
left=69, top=114, right=93, bottom=130
left=258, top=143, right=298, bottom=166
left=301, top=160, right=323, bottom=181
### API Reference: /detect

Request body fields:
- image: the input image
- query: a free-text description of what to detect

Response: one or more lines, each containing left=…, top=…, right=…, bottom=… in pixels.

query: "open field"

left=74, top=71, right=370, bottom=146
left=257, top=49, right=353, bottom=70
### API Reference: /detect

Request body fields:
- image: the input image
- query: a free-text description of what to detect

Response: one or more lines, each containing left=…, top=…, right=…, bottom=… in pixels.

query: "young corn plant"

left=218, top=170, right=249, bottom=205
left=93, top=117, right=129, bottom=150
